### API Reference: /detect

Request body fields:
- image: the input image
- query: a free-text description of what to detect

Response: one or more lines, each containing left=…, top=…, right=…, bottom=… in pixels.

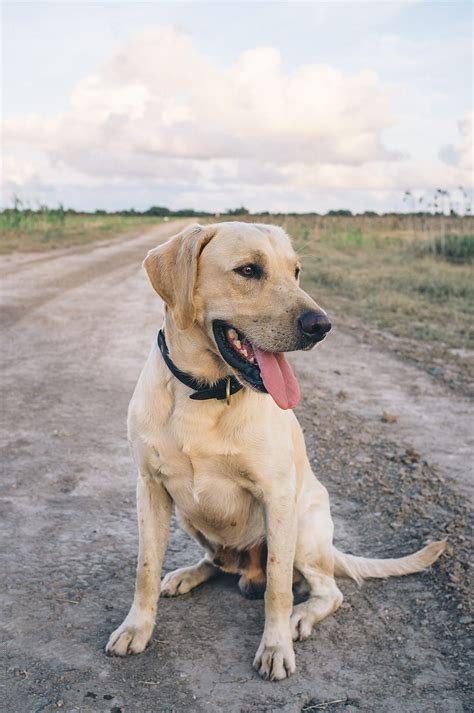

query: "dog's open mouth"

left=213, top=321, right=301, bottom=410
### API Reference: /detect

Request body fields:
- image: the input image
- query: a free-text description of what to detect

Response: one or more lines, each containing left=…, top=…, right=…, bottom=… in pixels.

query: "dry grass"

left=219, top=214, right=474, bottom=392
left=0, top=212, right=166, bottom=253
left=2, top=210, right=473, bottom=389
left=279, top=215, right=474, bottom=352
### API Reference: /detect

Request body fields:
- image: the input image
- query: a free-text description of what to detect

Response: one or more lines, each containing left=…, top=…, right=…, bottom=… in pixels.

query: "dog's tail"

left=333, top=540, right=446, bottom=585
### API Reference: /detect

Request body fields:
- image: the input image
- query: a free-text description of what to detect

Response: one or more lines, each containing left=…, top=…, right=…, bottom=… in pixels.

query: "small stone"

left=381, top=411, right=398, bottom=423
left=402, top=447, right=421, bottom=463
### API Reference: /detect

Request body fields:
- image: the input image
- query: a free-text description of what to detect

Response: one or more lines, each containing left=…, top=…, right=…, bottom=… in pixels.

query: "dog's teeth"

left=226, top=329, right=255, bottom=363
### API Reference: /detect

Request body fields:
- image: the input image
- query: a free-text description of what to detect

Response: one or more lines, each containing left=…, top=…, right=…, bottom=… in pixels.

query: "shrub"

left=417, top=234, right=474, bottom=262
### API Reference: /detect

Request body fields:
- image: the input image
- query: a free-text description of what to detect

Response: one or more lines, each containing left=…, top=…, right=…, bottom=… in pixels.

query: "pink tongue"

left=253, top=348, right=301, bottom=410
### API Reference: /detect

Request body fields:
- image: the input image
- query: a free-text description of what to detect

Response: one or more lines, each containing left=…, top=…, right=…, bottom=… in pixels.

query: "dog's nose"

left=298, top=310, right=332, bottom=341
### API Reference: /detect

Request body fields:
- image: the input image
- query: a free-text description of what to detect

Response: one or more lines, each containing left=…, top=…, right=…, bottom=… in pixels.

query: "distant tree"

left=144, top=206, right=171, bottom=217
left=225, top=206, right=250, bottom=216
left=362, top=210, right=378, bottom=217
left=327, top=209, right=352, bottom=216
left=173, top=208, right=199, bottom=217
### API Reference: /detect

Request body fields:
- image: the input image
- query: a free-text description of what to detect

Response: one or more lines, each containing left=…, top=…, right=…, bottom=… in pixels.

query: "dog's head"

left=144, top=222, right=330, bottom=409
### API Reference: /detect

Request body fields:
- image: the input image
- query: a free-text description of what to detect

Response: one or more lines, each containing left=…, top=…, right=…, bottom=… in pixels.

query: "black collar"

left=157, top=330, right=244, bottom=402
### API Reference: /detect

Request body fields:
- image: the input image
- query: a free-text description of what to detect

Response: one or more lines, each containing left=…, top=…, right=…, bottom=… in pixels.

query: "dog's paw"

left=253, top=634, right=296, bottom=681
left=105, top=615, right=154, bottom=656
left=290, top=609, right=314, bottom=641
left=161, top=567, right=201, bottom=597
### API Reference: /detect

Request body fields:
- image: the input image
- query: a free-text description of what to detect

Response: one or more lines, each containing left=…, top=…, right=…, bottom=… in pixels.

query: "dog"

left=106, top=221, right=445, bottom=680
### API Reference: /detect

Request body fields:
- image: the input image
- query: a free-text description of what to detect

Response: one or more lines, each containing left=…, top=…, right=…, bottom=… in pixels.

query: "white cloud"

left=1, top=26, right=472, bottom=212
left=439, top=111, right=473, bottom=177
left=2, top=156, right=37, bottom=187
left=2, top=29, right=392, bottom=169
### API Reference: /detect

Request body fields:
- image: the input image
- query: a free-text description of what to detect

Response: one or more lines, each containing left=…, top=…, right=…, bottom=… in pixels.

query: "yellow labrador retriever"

left=106, top=222, right=445, bottom=680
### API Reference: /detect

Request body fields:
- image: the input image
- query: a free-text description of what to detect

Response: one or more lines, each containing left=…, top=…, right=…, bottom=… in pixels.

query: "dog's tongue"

left=253, top=348, right=301, bottom=410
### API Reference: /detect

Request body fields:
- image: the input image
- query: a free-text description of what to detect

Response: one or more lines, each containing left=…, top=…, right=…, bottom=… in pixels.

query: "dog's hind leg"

left=290, top=483, right=343, bottom=641
left=160, top=523, right=220, bottom=596
left=290, top=567, right=343, bottom=641
left=161, top=557, right=219, bottom=596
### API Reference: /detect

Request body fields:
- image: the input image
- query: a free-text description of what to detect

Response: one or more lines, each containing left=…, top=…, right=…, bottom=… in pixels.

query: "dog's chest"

left=166, top=465, right=264, bottom=548
left=154, top=404, right=266, bottom=547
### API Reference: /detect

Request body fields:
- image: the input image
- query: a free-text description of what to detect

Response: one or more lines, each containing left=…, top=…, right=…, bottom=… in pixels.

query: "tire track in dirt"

left=0, top=221, right=187, bottom=329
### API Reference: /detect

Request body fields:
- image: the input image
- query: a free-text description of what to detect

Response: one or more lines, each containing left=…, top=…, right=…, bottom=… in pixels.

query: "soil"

left=1, top=223, right=472, bottom=713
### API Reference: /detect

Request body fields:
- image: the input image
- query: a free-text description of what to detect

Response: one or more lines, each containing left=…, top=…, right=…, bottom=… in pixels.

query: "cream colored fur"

left=105, top=222, right=446, bottom=681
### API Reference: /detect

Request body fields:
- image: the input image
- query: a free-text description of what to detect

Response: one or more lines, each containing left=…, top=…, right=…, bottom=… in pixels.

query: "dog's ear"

left=143, top=223, right=216, bottom=330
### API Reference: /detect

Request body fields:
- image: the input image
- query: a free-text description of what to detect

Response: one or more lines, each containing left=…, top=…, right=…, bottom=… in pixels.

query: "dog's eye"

left=234, top=264, right=262, bottom=279
left=295, top=267, right=301, bottom=280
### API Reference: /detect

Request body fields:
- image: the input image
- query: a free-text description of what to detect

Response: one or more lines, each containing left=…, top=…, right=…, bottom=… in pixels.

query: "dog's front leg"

left=253, top=489, right=297, bottom=681
left=106, top=472, right=172, bottom=656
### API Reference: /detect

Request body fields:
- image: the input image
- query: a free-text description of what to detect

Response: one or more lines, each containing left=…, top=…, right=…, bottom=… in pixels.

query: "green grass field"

left=0, top=209, right=165, bottom=253
left=279, top=215, right=474, bottom=351
left=224, top=214, right=474, bottom=393
left=210, top=214, right=473, bottom=350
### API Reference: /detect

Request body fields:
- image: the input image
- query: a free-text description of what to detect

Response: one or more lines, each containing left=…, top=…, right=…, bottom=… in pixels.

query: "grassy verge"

left=226, top=214, right=474, bottom=393
left=2, top=209, right=473, bottom=391
left=288, top=217, right=473, bottom=350
left=0, top=212, right=168, bottom=253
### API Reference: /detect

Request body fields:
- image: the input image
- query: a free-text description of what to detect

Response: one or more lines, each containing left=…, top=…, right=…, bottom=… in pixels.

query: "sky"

left=1, top=0, right=473, bottom=214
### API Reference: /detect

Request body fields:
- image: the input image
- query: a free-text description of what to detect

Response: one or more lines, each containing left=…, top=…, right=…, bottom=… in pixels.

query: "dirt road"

left=1, top=223, right=472, bottom=713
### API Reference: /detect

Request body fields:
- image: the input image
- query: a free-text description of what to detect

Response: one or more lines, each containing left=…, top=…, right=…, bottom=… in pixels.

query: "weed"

left=0, top=209, right=166, bottom=253
left=217, top=213, right=474, bottom=353
left=415, top=234, right=474, bottom=262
